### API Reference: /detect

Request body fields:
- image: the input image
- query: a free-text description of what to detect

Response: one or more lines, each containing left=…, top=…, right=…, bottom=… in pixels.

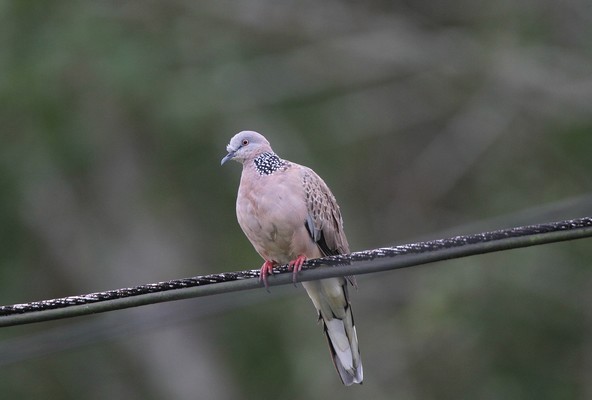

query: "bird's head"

left=221, top=130, right=273, bottom=165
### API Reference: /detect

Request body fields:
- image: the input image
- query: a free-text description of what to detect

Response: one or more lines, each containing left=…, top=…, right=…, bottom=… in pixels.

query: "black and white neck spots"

left=254, top=152, right=288, bottom=175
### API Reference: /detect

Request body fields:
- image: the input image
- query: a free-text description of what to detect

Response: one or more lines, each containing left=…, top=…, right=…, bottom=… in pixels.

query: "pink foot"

left=259, top=260, right=276, bottom=289
left=288, top=255, right=307, bottom=283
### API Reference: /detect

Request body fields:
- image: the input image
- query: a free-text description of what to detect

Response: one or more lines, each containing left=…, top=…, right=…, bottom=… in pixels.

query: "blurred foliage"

left=0, top=0, right=591, bottom=399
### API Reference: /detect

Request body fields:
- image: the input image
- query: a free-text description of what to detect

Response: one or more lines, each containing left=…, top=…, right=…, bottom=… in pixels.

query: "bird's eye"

left=242, top=139, right=249, bottom=146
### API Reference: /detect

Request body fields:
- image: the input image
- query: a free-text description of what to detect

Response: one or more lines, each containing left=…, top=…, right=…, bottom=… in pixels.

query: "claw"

left=259, top=260, right=275, bottom=291
left=288, top=255, right=307, bottom=285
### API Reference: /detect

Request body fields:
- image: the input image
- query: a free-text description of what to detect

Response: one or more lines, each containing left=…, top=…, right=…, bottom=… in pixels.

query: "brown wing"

left=301, top=166, right=350, bottom=256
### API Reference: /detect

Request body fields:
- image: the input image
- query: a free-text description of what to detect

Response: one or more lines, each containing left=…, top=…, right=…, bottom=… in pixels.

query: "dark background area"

left=1, top=1, right=592, bottom=399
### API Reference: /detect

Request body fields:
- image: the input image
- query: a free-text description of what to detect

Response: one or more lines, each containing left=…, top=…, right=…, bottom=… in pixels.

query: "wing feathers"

left=302, top=167, right=349, bottom=255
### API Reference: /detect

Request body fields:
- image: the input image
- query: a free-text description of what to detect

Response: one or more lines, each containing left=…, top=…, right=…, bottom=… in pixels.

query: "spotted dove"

left=221, top=130, right=363, bottom=385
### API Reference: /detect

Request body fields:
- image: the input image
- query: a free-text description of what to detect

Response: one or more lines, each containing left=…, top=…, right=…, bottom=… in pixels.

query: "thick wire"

left=1, top=217, right=591, bottom=327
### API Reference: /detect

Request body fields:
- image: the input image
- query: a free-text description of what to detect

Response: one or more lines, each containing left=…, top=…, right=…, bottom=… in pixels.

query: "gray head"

left=221, top=131, right=274, bottom=165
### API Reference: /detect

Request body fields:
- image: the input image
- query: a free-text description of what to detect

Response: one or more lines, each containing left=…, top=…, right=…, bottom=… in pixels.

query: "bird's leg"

left=259, top=260, right=276, bottom=290
left=288, top=255, right=307, bottom=284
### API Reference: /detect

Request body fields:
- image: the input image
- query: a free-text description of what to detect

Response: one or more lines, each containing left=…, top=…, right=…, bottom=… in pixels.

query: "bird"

left=221, top=130, right=363, bottom=385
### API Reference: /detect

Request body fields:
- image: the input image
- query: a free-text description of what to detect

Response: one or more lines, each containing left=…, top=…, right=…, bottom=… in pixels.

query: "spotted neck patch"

left=253, top=152, right=287, bottom=175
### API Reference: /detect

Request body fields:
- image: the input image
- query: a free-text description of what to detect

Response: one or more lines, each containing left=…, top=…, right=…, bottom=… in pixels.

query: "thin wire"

left=1, top=217, right=591, bottom=327
left=0, top=289, right=283, bottom=367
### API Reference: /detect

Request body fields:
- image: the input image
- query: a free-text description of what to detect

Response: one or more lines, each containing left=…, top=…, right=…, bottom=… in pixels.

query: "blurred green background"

left=1, top=1, right=592, bottom=399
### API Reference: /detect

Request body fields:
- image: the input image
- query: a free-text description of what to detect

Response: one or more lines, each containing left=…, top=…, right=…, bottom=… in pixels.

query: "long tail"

left=302, top=278, right=363, bottom=385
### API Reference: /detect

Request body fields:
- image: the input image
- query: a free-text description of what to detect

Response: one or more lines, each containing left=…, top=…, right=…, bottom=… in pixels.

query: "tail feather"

left=323, top=310, right=363, bottom=385
left=302, top=278, right=363, bottom=385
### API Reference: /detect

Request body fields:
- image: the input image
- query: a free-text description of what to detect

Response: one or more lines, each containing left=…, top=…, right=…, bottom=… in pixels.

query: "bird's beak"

left=221, top=150, right=236, bottom=165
